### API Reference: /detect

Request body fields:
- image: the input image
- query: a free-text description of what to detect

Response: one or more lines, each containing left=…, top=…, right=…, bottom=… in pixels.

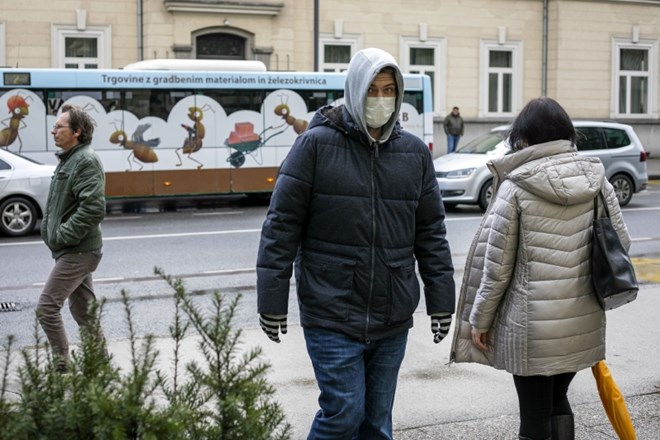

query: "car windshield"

left=456, top=132, right=506, bottom=154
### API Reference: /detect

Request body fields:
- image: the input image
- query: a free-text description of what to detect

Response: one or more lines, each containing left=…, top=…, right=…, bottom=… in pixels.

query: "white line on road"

left=102, top=228, right=261, bottom=241
left=31, top=276, right=127, bottom=288
left=0, top=206, right=657, bottom=248
left=203, top=268, right=254, bottom=275
left=104, top=216, right=143, bottom=221
left=192, top=211, right=243, bottom=217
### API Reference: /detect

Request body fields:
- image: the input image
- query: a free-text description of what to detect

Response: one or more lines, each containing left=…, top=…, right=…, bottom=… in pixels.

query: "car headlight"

left=444, top=168, right=476, bottom=179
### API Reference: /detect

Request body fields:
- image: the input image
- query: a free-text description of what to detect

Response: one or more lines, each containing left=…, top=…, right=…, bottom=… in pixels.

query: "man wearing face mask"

left=257, top=48, right=455, bottom=439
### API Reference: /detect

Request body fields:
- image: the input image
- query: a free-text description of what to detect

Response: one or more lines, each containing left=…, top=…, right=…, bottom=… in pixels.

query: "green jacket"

left=443, top=114, right=464, bottom=136
left=41, top=143, right=105, bottom=259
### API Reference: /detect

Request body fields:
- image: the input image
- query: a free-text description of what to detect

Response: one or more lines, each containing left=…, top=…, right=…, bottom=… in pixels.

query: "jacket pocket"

left=387, top=259, right=420, bottom=325
left=53, top=170, right=70, bottom=192
left=298, top=251, right=356, bottom=322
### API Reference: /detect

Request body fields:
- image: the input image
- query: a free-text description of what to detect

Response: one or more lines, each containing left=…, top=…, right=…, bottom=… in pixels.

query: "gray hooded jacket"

left=450, top=140, right=631, bottom=376
left=256, top=48, right=455, bottom=342
left=343, top=48, right=404, bottom=143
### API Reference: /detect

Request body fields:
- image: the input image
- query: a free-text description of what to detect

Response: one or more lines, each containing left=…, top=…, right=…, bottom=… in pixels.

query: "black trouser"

left=512, top=372, right=576, bottom=439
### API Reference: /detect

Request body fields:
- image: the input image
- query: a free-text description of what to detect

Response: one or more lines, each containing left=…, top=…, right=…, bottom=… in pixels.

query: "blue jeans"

left=303, top=327, right=409, bottom=440
left=447, top=134, right=461, bottom=153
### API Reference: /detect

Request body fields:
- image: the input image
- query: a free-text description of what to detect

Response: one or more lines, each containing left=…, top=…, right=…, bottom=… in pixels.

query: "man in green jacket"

left=443, top=106, right=464, bottom=153
left=37, top=104, right=106, bottom=372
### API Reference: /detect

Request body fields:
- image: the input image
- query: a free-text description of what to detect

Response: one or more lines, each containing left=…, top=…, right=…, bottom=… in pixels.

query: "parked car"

left=0, top=148, right=55, bottom=237
left=434, top=121, right=649, bottom=211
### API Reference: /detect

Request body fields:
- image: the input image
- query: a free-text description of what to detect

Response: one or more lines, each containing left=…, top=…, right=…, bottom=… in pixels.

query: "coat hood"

left=344, top=48, right=404, bottom=143
left=489, top=140, right=606, bottom=206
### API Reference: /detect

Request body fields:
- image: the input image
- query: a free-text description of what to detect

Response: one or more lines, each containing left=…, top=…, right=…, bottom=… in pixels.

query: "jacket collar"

left=55, top=142, right=88, bottom=162
left=487, top=140, right=575, bottom=191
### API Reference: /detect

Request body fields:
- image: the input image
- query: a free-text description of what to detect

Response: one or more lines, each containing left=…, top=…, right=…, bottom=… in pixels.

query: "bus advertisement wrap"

left=0, top=68, right=433, bottom=199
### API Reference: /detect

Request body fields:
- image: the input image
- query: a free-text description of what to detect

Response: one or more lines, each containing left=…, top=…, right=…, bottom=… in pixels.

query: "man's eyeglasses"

left=52, top=124, right=71, bottom=131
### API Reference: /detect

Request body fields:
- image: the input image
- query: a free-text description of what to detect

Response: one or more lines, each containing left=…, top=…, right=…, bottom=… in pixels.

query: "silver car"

left=434, top=121, right=649, bottom=211
left=0, top=148, right=55, bottom=236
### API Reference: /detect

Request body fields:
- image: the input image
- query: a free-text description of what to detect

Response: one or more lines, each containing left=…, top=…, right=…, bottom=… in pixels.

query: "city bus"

left=0, top=63, right=433, bottom=200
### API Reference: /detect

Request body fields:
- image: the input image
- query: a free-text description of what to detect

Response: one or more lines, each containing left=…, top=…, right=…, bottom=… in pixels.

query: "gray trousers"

left=37, top=251, right=103, bottom=364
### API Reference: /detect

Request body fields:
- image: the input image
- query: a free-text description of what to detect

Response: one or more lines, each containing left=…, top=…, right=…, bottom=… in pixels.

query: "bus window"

left=403, top=91, right=423, bottom=114
left=144, top=90, right=190, bottom=120
left=200, top=90, right=264, bottom=114
left=45, top=90, right=121, bottom=115
left=286, top=90, right=344, bottom=112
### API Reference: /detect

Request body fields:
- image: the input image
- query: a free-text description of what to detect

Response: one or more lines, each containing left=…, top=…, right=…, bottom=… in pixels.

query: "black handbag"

left=591, top=192, right=638, bottom=310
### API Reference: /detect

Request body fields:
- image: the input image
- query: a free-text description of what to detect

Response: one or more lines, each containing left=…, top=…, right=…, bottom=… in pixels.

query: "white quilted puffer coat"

left=449, top=140, right=632, bottom=376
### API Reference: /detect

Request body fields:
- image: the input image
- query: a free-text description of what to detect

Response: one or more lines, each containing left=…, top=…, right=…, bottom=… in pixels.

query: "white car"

left=0, top=148, right=55, bottom=236
left=434, top=121, right=649, bottom=211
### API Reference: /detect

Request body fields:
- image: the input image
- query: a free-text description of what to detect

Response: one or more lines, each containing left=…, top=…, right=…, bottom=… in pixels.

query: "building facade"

left=1, top=0, right=659, bottom=154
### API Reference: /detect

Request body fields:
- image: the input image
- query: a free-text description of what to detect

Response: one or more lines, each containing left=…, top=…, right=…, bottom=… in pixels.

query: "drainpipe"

left=137, top=0, right=144, bottom=61
left=314, top=0, right=319, bottom=71
left=541, top=0, right=548, bottom=96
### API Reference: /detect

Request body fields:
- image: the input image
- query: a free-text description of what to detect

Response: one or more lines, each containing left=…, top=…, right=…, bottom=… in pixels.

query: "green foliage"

left=0, top=268, right=291, bottom=440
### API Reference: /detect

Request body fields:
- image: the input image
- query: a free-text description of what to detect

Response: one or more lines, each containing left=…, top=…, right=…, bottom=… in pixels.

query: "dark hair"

left=507, top=97, right=576, bottom=152
left=61, top=104, right=96, bottom=144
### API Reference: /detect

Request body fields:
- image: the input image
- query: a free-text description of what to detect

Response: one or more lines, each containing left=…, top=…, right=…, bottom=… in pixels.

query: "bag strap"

left=600, top=191, right=610, bottom=218
left=593, top=191, right=611, bottom=220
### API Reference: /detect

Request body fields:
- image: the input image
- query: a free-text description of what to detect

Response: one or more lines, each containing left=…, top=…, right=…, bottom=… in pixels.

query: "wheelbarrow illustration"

left=224, top=121, right=290, bottom=168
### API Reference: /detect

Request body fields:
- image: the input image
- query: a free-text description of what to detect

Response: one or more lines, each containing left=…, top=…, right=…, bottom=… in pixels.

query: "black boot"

left=551, top=415, right=575, bottom=440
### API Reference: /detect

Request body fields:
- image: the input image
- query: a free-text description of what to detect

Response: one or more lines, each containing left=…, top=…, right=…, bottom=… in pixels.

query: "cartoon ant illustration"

left=274, top=95, right=308, bottom=134
left=224, top=95, right=308, bottom=168
left=109, top=122, right=160, bottom=171
left=0, top=94, right=31, bottom=152
left=177, top=104, right=213, bottom=169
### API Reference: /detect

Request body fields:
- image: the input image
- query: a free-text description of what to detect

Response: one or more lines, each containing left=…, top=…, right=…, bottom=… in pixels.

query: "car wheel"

left=609, top=174, right=633, bottom=207
left=478, top=179, right=493, bottom=211
left=0, top=197, right=38, bottom=237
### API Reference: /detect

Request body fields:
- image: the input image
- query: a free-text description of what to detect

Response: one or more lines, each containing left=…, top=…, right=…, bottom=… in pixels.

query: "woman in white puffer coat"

left=449, top=97, right=632, bottom=440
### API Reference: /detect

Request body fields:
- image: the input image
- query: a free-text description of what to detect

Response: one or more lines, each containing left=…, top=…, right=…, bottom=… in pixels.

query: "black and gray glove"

left=431, top=313, right=452, bottom=344
left=259, top=314, right=287, bottom=343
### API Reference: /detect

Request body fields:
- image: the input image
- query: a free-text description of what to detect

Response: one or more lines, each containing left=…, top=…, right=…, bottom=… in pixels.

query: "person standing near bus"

left=256, top=47, right=455, bottom=439
left=443, top=106, right=464, bottom=153
left=37, top=104, right=107, bottom=373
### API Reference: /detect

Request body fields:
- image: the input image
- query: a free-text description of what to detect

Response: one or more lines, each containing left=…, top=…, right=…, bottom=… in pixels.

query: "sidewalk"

left=105, top=284, right=660, bottom=440
left=4, top=288, right=659, bottom=439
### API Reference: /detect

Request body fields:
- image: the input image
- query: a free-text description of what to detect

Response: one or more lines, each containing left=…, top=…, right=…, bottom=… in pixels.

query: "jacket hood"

left=344, top=48, right=404, bottom=143
left=490, top=139, right=606, bottom=206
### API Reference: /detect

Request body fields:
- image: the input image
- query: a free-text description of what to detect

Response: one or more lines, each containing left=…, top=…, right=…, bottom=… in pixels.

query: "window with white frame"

left=318, top=35, right=360, bottom=72
left=612, top=38, right=658, bottom=118
left=400, top=38, right=445, bottom=115
left=51, top=25, right=111, bottom=69
left=479, top=41, right=522, bottom=117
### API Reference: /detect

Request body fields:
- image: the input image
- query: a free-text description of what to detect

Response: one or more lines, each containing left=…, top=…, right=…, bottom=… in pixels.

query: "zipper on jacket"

left=364, top=142, right=379, bottom=343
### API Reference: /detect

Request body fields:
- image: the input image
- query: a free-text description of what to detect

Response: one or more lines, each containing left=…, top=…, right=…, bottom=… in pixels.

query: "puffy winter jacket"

left=450, top=140, right=631, bottom=376
left=257, top=49, right=455, bottom=342
left=41, top=143, right=105, bottom=259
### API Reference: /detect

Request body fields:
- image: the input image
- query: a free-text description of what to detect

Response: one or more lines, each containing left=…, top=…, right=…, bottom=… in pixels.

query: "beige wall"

left=550, top=1, right=660, bottom=120
left=1, top=0, right=660, bottom=144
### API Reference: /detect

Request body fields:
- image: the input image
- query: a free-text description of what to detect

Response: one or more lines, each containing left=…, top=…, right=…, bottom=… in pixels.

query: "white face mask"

left=365, top=97, right=396, bottom=129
